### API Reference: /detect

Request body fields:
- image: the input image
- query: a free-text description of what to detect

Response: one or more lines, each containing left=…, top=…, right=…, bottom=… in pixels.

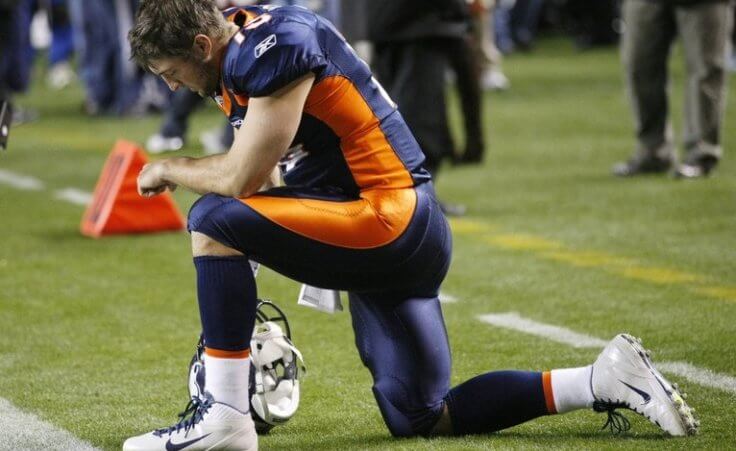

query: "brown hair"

left=129, top=0, right=228, bottom=68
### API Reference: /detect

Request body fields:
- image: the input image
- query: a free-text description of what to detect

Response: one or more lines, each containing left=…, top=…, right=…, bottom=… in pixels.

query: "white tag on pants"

left=297, top=284, right=343, bottom=314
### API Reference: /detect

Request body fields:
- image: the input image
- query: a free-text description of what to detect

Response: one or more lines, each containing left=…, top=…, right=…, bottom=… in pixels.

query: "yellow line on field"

left=692, top=286, right=736, bottom=303
left=448, top=218, right=735, bottom=303
left=484, top=234, right=563, bottom=251
left=448, top=218, right=495, bottom=234
left=612, top=266, right=704, bottom=285
left=541, top=250, right=634, bottom=268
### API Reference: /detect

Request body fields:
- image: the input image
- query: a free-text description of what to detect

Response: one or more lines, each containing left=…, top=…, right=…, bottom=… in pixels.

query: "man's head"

left=129, top=0, right=235, bottom=97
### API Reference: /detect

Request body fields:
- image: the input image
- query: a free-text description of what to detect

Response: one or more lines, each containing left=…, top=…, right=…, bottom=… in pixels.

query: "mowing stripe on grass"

left=478, top=312, right=736, bottom=395
left=0, top=397, right=101, bottom=451
left=54, top=188, right=93, bottom=206
left=0, top=169, right=45, bottom=191
left=477, top=312, right=608, bottom=348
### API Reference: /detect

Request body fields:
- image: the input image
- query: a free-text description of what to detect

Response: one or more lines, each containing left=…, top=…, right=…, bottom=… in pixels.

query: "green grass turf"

left=1, top=37, right=735, bottom=449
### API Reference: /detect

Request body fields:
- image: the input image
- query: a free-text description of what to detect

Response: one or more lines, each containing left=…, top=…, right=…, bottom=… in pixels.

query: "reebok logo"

left=255, top=34, right=277, bottom=58
left=165, top=433, right=211, bottom=451
left=620, top=380, right=652, bottom=404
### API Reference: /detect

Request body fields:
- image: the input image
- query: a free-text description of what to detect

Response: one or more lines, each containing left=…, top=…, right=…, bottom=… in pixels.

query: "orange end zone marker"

left=80, top=139, right=186, bottom=238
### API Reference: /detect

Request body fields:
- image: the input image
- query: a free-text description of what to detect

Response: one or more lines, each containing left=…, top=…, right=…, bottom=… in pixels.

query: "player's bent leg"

left=122, top=196, right=260, bottom=451
left=349, top=293, right=451, bottom=437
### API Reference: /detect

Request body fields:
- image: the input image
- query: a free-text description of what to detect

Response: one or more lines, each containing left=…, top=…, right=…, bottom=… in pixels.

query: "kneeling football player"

left=123, top=2, right=698, bottom=450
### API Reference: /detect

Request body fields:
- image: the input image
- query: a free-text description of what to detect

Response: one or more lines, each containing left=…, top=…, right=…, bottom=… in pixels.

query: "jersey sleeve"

left=229, top=19, right=327, bottom=97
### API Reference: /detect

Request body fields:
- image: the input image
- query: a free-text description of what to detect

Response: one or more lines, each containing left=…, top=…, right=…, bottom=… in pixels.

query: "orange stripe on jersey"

left=542, top=371, right=557, bottom=414
left=216, top=81, right=233, bottom=116
left=205, top=347, right=251, bottom=359
left=304, top=76, right=414, bottom=190
left=241, top=188, right=417, bottom=249
left=234, top=93, right=249, bottom=107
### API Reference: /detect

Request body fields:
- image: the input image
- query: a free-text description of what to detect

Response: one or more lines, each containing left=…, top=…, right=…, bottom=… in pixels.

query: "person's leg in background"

left=146, top=89, right=204, bottom=153
left=447, top=34, right=486, bottom=165
left=674, top=1, right=734, bottom=178
left=373, top=39, right=465, bottom=215
left=613, top=0, right=677, bottom=176
left=68, top=0, right=117, bottom=115
left=46, top=0, right=76, bottom=90
left=475, top=0, right=510, bottom=91
left=510, top=0, right=544, bottom=50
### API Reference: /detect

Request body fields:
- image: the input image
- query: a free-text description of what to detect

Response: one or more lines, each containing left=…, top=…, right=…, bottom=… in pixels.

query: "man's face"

left=150, top=56, right=220, bottom=98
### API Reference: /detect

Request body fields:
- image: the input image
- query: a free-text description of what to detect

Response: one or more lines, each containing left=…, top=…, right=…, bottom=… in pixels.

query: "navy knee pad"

left=187, top=194, right=245, bottom=251
left=187, top=193, right=230, bottom=233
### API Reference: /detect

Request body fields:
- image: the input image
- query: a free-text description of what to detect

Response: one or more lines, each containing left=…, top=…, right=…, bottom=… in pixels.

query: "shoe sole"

left=619, top=334, right=699, bottom=436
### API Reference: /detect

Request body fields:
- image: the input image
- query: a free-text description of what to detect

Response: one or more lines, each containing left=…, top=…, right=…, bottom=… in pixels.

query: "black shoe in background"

left=674, top=153, right=719, bottom=179
left=612, top=153, right=673, bottom=177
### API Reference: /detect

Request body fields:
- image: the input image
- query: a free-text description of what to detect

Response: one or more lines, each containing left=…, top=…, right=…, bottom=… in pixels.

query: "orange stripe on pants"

left=242, top=188, right=417, bottom=249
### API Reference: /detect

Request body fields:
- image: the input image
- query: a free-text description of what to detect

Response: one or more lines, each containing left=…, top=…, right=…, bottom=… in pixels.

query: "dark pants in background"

left=373, top=39, right=458, bottom=176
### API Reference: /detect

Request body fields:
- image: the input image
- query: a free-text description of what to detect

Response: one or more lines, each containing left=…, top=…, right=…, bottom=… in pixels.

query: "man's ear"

left=193, top=34, right=214, bottom=62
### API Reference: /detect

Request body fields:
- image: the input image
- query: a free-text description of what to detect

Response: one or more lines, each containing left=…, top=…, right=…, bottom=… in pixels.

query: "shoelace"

left=153, top=396, right=213, bottom=437
left=593, top=400, right=631, bottom=434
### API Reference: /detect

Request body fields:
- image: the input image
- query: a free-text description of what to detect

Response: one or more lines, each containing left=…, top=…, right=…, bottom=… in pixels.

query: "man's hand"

left=138, top=161, right=177, bottom=197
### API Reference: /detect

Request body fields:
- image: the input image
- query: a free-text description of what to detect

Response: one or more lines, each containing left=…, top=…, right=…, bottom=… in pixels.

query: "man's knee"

left=188, top=194, right=243, bottom=257
left=372, top=377, right=445, bottom=438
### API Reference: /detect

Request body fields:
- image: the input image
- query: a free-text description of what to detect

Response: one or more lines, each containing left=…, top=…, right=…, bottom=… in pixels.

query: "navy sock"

left=194, top=256, right=257, bottom=351
left=446, top=371, right=550, bottom=435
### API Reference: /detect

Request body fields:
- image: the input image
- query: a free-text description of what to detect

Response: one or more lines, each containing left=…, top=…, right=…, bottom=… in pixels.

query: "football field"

left=1, top=39, right=735, bottom=450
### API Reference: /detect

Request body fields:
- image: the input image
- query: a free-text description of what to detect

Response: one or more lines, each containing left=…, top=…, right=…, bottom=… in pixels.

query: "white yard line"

left=658, top=361, right=736, bottom=395
left=478, top=312, right=608, bottom=348
left=478, top=312, right=736, bottom=395
left=439, top=292, right=458, bottom=304
left=54, top=188, right=93, bottom=206
left=0, top=397, right=101, bottom=451
left=0, top=169, right=45, bottom=191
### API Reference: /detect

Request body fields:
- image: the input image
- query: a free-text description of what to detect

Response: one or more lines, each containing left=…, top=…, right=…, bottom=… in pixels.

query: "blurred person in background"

left=0, top=1, right=18, bottom=107
left=67, top=0, right=166, bottom=116
left=368, top=0, right=472, bottom=216
left=730, top=7, right=736, bottom=72
left=0, top=0, right=36, bottom=124
left=561, top=0, right=619, bottom=50
left=613, top=0, right=734, bottom=178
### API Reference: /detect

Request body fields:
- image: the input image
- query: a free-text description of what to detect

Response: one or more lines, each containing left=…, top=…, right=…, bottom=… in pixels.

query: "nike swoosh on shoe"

left=620, top=380, right=652, bottom=404
left=165, top=433, right=211, bottom=451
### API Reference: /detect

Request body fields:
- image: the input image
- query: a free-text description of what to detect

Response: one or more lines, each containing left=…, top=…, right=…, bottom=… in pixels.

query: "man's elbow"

left=223, top=177, right=259, bottom=199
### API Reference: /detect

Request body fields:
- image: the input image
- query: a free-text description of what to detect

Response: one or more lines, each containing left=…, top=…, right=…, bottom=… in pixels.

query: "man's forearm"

left=161, top=154, right=238, bottom=196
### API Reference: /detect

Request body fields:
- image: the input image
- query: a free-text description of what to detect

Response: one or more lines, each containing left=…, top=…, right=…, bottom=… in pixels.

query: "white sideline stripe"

left=658, top=362, right=736, bottom=395
left=0, top=169, right=45, bottom=191
left=478, top=312, right=736, bottom=395
left=478, top=312, right=608, bottom=348
left=55, top=188, right=93, bottom=206
left=0, top=397, right=101, bottom=451
left=439, top=292, right=458, bottom=304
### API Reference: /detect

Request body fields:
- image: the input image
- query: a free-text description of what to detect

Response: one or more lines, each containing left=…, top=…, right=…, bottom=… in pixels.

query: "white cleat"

left=591, top=334, right=698, bottom=437
left=123, top=394, right=258, bottom=451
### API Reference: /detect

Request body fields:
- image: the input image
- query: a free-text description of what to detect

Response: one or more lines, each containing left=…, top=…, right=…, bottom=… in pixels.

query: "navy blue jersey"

left=214, top=6, right=431, bottom=197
